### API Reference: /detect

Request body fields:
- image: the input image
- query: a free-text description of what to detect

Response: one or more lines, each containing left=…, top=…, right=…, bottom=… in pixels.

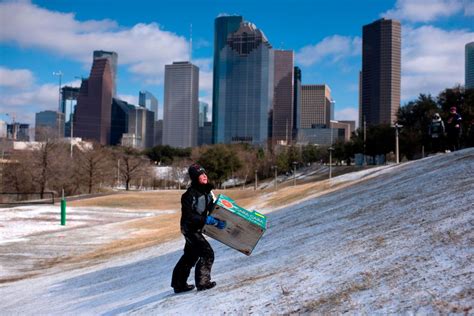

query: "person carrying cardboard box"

left=171, top=163, right=226, bottom=293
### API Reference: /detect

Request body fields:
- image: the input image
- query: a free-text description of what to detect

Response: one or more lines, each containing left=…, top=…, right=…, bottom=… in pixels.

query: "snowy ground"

left=0, top=206, right=162, bottom=243
left=0, top=206, right=173, bottom=281
left=0, top=149, right=473, bottom=314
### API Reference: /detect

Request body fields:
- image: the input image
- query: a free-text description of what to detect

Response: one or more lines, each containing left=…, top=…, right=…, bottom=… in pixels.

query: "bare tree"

left=116, top=147, right=150, bottom=191
left=35, top=126, right=61, bottom=142
left=2, top=151, right=34, bottom=195
left=74, top=143, right=112, bottom=194
left=171, top=158, right=191, bottom=190
left=28, top=140, right=62, bottom=199
left=234, top=145, right=259, bottom=189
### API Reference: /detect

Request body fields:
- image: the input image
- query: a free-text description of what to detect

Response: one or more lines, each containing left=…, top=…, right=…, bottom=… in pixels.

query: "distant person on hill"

left=428, top=113, right=445, bottom=153
left=171, top=163, right=226, bottom=293
left=445, top=106, right=462, bottom=152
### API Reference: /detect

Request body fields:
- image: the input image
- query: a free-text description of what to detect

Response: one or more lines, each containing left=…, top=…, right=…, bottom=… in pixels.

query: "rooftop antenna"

left=189, top=23, right=193, bottom=62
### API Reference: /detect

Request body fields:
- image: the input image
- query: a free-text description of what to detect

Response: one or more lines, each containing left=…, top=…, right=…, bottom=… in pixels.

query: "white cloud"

left=0, top=1, right=190, bottom=85
left=401, top=25, right=473, bottom=101
left=0, top=66, right=34, bottom=89
left=382, top=0, right=464, bottom=22
left=193, top=58, right=213, bottom=93
left=0, top=66, right=81, bottom=124
left=295, top=35, right=361, bottom=67
left=464, top=0, right=474, bottom=16
left=190, top=58, right=214, bottom=116
left=335, top=107, right=359, bottom=127
left=118, top=94, right=139, bottom=106
left=0, top=82, right=58, bottom=124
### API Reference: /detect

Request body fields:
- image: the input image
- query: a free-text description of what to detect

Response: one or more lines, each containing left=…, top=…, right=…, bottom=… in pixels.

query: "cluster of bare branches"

left=1, top=138, right=154, bottom=197
left=0, top=136, right=333, bottom=197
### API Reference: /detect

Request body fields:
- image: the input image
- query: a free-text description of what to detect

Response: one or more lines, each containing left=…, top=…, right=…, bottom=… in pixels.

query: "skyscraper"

left=361, top=18, right=401, bottom=126
left=213, top=19, right=274, bottom=145
left=212, top=15, right=243, bottom=143
left=273, top=50, right=294, bottom=145
left=198, top=100, right=211, bottom=146
left=163, top=61, right=199, bottom=148
left=93, top=50, right=118, bottom=97
left=154, top=120, right=163, bottom=146
left=131, top=106, right=155, bottom=149
left=74, top=58, right=113, bottom=145
left=293, top=66, right=302, bottom=140
left=300, top=85, right=333, bottom=128
left=199, top=101, right=209, bottom=127
left=61, top=86, right=79, bottom=137
left=7, top=123, right=29, bottom=141
left=466, top=42, right=474, bottom=89
left=110, top=98, right=135, bottom=146
left=35, top=110, right=65, bottom=141
left=139, top=90, right=159, bottom=120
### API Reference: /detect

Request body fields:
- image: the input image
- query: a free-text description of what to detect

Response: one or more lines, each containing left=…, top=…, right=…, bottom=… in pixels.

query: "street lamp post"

left=395, top=123, right=403, bottom=164
left=117, top=159, right=120, bottom=188
left=329, top=120, right=338, bottom=179
left=69, top=99, right=74, bottom=158
left=271, top=165, right=277, bottom=190
left=254, top=169, right=258, bottom=191
left=363, top=116, right=367, bottom=166
left=292, top=161, right=297, bottom=186
left=135, top=107, right=139, bottom=148
left=328, top=147, right=334, bottom=179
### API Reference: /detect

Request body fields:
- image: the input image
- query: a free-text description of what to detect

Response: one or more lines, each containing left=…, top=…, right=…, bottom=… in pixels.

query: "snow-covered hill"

left=1, top=149, right=473, bottom=314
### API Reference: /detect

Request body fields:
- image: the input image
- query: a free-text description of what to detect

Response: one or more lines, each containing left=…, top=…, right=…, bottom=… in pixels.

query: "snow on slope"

left=0, top=149, right=473, bottom=314
left=0, top=206, right=163, bottom=243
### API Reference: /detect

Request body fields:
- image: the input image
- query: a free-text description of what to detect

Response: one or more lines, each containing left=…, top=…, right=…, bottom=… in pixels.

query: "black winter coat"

left=180, top=183, right=215, bottom=234
left=446, top=113, right=462, bottom=136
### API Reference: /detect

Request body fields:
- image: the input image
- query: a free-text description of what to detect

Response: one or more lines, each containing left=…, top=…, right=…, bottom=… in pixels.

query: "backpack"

left=431, top=121, right=442, bottom=134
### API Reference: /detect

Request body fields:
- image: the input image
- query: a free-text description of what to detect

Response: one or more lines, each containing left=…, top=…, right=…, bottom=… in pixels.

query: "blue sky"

left=1, top=0, right=473, bottom=127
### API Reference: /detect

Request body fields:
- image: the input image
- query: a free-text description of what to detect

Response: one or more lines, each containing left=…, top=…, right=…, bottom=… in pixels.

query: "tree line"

left=330, top=86, right=474, bottom=163
left=1, top=139, right=333, bottom=197
left=2, top=86, right=472, bottom=198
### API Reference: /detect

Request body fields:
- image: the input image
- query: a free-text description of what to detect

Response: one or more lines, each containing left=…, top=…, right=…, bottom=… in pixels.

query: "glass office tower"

left=139, top=90, right=159, bottom=121
left=213, top=19, right=274, bottom=145
left=212, top=15, right=244, bottom=143
left=35, top=110, right=64, bottom=141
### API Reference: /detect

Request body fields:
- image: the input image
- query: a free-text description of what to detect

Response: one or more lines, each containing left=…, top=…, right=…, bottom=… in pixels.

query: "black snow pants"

left=171, top=231, right=214, bottom=289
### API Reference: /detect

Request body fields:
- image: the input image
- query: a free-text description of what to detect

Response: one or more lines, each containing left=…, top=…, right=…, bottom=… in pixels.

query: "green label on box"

left=215, top=194, right=267, bottom=230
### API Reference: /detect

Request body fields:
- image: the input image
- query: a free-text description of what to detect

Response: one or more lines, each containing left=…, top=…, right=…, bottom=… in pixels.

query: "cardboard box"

left=203, top=194, right=267, bottom=256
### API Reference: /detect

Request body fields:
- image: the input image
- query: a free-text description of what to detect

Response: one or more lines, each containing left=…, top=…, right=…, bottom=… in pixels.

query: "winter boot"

left=173, top=284, right=195, bottom=294
left=197, top=281, right=216, bottom=291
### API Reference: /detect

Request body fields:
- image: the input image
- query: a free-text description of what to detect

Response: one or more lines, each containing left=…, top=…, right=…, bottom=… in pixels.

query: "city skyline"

left=1, top=0, right=473, bottom=127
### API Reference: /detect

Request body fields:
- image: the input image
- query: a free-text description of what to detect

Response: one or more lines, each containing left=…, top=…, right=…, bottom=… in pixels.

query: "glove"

left=216, top=220, right=226, bottom=230
left=206, top=216, right=226, bottom=229
left=205, top=215, right=218, bottom=226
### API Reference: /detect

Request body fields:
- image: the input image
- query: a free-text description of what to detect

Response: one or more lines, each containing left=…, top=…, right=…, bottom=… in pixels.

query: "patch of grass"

left=294, top=272, right=373, bottom=313
left=374, top=236, right=385, bottom=248
left=0, top=273, right=40, bottom=284
left=430, top=229, right=463, bottom=245
left=69, top=191, right=182, bottom=210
